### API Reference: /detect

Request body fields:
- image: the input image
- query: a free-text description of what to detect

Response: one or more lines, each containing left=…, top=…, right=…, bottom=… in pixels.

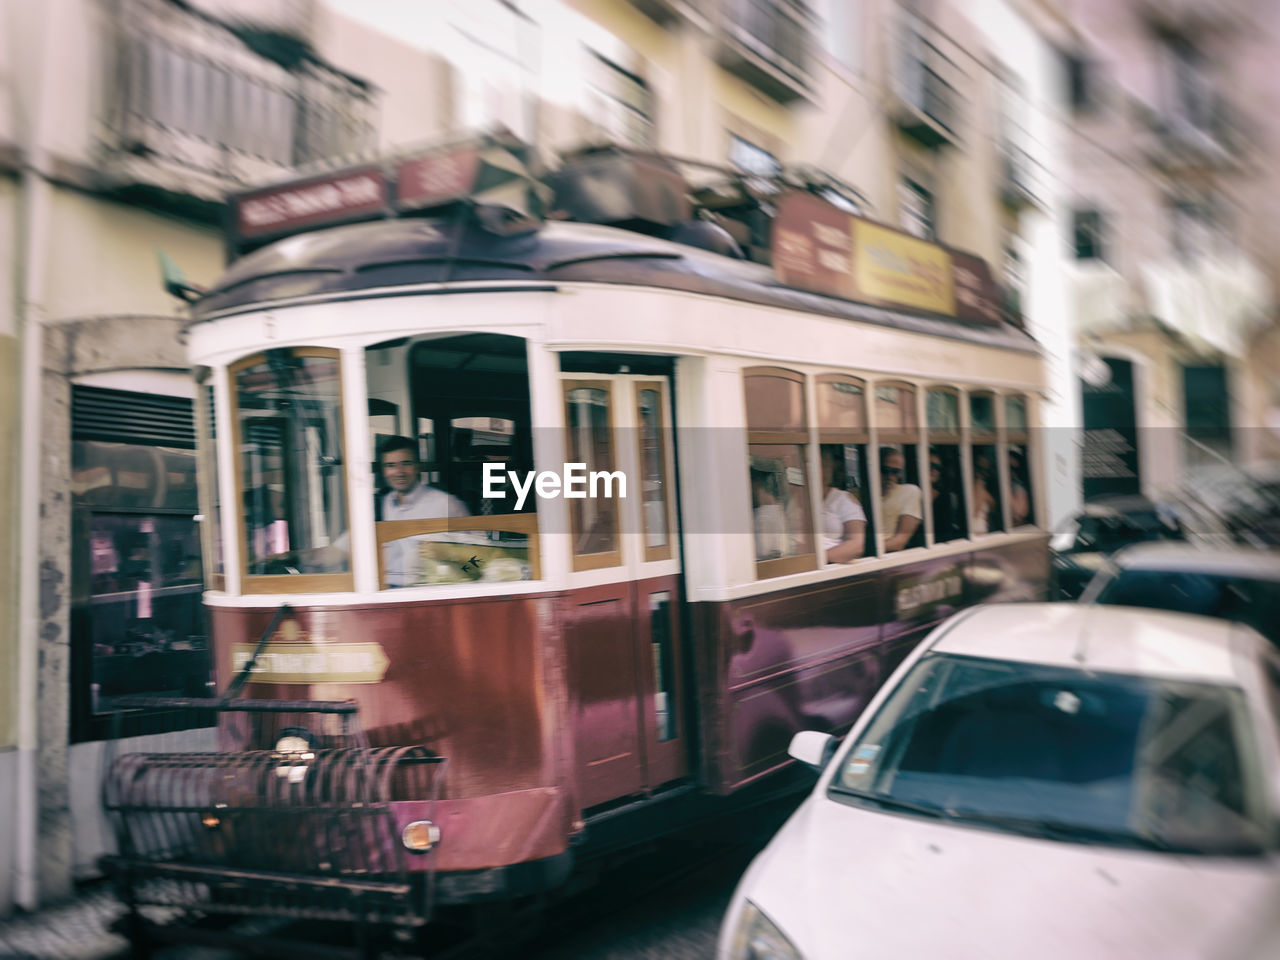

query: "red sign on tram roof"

left=233, top=166, right=389, bottom=240
left=395, top=148, right=481, bottom=211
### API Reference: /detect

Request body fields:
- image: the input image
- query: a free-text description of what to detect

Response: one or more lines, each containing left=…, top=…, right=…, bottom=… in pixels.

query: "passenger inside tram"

left=879, top=446, right=923, bottom=551
left=820, top=444, right=867, bottom=563
left=375, top=435, right=470, bottom=587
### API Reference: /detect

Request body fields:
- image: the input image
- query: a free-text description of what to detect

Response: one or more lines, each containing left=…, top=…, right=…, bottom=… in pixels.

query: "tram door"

left=561, top=372, right=690, bottom=809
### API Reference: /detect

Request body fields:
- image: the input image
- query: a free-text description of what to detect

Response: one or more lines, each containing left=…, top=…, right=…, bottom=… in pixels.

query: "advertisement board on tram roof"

left=771, top=189, right=1005, bottom=326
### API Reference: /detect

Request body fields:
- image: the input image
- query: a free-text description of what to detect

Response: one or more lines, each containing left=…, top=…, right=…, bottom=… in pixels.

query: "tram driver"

left=376, top=435, right=470, bottom=587
left=879, top=447, right=922, bottom=552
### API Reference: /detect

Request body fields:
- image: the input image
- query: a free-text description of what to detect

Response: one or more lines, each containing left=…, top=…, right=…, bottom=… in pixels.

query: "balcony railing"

left=892, top=16, right=960, bottom=148
left=102, top=0, right=375, bottom=194
left=713, top=0, right=813, bottom=104
left=999, top=144, right=1041, bottom=210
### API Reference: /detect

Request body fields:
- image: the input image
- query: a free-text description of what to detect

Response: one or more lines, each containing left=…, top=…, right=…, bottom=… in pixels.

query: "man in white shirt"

left=377, top=436, right=469, bottom=587
left=879, top=447, right=922, bottom=552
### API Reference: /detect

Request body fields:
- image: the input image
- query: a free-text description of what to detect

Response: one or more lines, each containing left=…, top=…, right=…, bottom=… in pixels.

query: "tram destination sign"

left=772, top=191, right=1004, bottom=325
left=231, top=641, right=390, bottom=684
left=232, top=166, right=390, bottom=241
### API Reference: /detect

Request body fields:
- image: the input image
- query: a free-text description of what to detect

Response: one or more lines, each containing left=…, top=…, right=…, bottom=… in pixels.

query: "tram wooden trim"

left=754, top=553, right=818, bottom=580
left=241, top=572, right=355, bottom=594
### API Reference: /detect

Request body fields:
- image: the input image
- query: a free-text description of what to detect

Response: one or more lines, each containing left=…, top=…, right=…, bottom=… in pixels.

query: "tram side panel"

left=207, top=596, right=578, bottom=875
left=700, top=537, right=1051, bottom=794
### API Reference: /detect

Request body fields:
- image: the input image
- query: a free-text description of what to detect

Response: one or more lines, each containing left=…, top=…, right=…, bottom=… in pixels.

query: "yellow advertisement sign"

left=854, top=220, right=954, bottom=315
left=231, top=642, right=390, bottom=684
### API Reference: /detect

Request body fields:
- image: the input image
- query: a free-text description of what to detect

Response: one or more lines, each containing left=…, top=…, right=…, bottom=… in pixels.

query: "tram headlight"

left=274, top=731, right=315, bottom=758
left=727, top=902, right=802, bottom=960
left=401, top=820, right=441, bottom=853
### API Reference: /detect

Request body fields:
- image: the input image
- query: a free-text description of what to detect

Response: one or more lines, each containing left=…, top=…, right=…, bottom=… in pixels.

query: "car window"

left=1096, top=572, right=1280, bottom=645
left=830, top=653, right=1270, bottom=855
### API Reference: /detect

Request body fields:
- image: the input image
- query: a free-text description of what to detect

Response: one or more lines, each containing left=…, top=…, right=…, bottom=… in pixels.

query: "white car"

left=718, top=604, right=1280, bottom=960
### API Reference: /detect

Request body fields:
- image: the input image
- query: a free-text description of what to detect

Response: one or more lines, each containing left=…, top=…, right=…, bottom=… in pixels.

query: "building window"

left=1073, top=209, right=1107, bottom=262
left=899, top=178, right=936, bottom=240
left=1170, top=197, right=1222, bottom=260
left=1064, top=52, right=1094, bottom=111
left=730, top=134, right=782, bottom=179
left=69, top=387, right=211, bottom=742
left=1164, top=35, right=1215, bottom=131
left=1003, top=242, right=1025, bottom=321
left=586, top=51, right=654, bottom=148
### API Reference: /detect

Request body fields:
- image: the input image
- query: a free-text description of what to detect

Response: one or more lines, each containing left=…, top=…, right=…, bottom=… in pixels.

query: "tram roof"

left=190, top=216, right=1039, bottom=354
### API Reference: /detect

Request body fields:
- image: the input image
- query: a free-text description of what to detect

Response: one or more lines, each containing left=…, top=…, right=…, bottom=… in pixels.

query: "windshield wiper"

left=829, top=787, right=951, bottom=820
left=943, top=810, right=1172, bottom=851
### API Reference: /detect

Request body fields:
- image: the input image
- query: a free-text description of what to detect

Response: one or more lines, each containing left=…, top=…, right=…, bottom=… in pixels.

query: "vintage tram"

left=103, top=139, right=1050, bottom=951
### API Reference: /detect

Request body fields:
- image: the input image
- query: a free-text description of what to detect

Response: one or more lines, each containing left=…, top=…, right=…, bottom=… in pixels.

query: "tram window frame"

left=230, top=346, right=355, bottom=594
left=926, top=386, right=968, bottom=545
left=873, top=381, right=925, bottom=553
left=745, top=367, right=817, bottom=579
left=1004, top=394, right=1036, bottom=528
left=636, top=380, right=676, bottom=564
left=815, top=374, right=872, bottom=565
left=564, top=379, right=624, bottom=571
left=370, top=334, right=542, bottom=590
left=195, top=377, right=225, bottom=592
left=968, top=390, right=1005, bottom=536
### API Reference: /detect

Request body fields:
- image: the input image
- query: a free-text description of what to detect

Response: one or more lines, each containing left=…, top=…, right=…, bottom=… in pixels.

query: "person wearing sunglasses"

left=880, top=447, right=922, bottom=552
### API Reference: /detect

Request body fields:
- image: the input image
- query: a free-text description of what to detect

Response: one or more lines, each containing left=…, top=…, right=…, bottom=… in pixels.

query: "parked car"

left=1079, top=543, right=1280, bottom=646
left=1050, top=496, right=1186, bottom=599
left=718, top=604, right=1280, bottom=960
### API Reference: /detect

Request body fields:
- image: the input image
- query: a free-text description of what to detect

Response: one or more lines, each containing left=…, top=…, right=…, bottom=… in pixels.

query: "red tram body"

left=102, top=142, right=1049, bottom=946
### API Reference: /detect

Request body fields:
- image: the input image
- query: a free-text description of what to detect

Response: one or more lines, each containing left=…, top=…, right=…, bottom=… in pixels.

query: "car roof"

left=930, top=603, right=1260, bottom=683
left=1110, top=543, right=1280, bottom=580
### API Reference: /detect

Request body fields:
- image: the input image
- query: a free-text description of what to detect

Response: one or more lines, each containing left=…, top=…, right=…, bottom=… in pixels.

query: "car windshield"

left=830, top=653, right=1272, bottom=855
left=1095, top=571, right=1280, bottom=645
left=1054, top=512, right=1181, bottom=555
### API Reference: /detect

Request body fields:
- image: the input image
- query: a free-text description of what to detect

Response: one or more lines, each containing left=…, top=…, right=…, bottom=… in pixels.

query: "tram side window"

left=816, top=376, right=871, bottom=564
left=926, top=388, right=967, bottom=544
left=746, top=369, right=816, bottom=577
left=970, top=392, right=1004, bottom=535
left=1006, top=395, right=1035, bottom=527
left=637, top=384, right=674, bottom=562
left=875, top=383, right=924, bottom=552
left=366, top=334, right=539, bottom=588
left=565, top=382, right=622, bottom=569
left=233, top=348, right=352, bottom=589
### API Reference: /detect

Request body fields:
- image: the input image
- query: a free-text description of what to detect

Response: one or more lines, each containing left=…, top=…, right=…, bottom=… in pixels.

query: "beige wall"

left=42, top=189, right=223, bottom=323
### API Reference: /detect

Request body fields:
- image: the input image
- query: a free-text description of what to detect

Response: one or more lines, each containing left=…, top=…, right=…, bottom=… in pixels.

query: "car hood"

left=741, top=793, right=1279, bottom=960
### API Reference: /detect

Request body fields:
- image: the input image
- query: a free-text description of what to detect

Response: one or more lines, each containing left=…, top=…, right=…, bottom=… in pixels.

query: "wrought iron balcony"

left=100, top=0, right=375, bottom=199
left=712, top=0, right=814, bottom=104
left=999, top=144, right=1041, bottom=210
left=892, top=19, right=960, bottom=149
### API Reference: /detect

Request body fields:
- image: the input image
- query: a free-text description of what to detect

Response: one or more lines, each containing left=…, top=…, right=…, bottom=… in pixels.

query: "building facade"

left=1, top=0, right=1074, bottom=912
left=1061, top=0, right=1277, bottom=504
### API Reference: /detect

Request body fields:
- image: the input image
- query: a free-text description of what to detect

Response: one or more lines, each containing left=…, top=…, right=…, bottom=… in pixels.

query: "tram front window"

left=233, top=348, right=351, bottom=585
left=366, top=333, right=539, bottom=588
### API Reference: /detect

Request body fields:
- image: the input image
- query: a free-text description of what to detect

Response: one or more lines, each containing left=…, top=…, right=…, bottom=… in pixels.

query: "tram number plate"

left=231, top=642, right=390, bottom=684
